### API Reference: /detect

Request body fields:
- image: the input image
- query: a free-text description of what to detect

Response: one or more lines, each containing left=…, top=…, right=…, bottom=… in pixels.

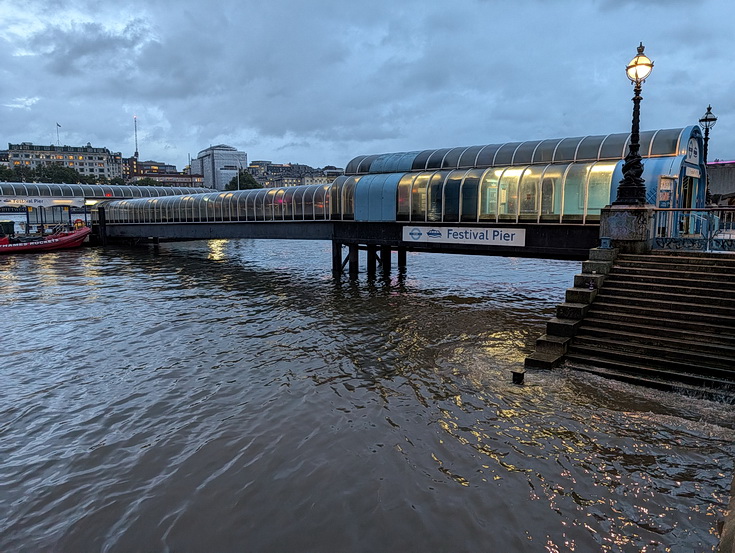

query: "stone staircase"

left=526, top=249, right=735, bottom=401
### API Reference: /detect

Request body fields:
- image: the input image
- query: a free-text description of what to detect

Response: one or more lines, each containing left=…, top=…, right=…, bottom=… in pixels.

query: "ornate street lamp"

left=699, top=105, right=717, bottom=203
left=699, top=105, right=717, bottom=161
left=613, top=43, right=654, bottom=205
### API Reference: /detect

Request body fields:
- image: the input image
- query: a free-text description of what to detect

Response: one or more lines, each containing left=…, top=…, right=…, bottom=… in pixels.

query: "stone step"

left=595, top=287, right=735, bottom=317
left=598, top=280, right=735, bottom=301
left=564, top=347, right=735, bottom=387
left=604, top=272, right=730, bottom=290
left=620, top=253, right=735, bottom=268
left=524, top=351, right=563, bottom=369
left=589, top=302, right=735, bottom=327
left=529, top=249, right=735, bottom=398
left=610, top=266, right=732, bottom=282
left=571, top=335, right=735, bottom=370
left=599, top=286, right=735, bottom=306
left=576, top=325, right=735, bottom=355
left=562, top=360, right=735, bottom=403
left=584, top=309, right=733, bottom=336
left=615, top=258, right=735, bottom=273
left=623, top=250, right=735, bottom=258
left=579, top=316, right=735, bottom=347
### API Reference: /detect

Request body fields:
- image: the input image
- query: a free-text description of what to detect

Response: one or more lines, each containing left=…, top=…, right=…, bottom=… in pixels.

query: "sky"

left=1, top=0, right=734, bottom=171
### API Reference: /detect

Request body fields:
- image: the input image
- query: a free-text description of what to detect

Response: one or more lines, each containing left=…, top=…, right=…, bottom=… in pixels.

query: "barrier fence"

left=651, top=207, right=735, bottom=252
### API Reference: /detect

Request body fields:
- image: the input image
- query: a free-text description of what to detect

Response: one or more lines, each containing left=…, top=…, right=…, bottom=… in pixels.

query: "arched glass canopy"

left=98, top=126, right=705, bottom=228
left=100, top=157, right=679, bottom=226
left=344, top=127, right=693, bottom=175
left=0, top=182, right=211, bottom=200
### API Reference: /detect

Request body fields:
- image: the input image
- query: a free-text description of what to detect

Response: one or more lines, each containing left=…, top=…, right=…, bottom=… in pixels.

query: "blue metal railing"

left=651, top=207, right=735, bottom=252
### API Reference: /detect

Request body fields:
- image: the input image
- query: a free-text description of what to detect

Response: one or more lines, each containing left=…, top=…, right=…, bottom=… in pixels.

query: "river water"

left=1, top=222, right=733, bottom=552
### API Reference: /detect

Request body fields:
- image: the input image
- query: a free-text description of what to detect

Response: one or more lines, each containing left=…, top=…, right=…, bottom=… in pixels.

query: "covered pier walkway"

left=89, top=126, right=713, bottom=274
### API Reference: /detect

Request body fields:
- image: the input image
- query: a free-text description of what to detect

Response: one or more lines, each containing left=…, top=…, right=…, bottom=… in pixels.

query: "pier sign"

left=402, top=226, right=526, bottom=247
left=0, top=196, right=85, bottom=208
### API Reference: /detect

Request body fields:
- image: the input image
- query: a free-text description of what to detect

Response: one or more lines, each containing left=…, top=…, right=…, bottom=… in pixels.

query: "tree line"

left=0, top=165, right=170, bottom=186
left=0, top=164, right=126, bottom=185
left=225, top=169, right=263, bottom=190
left=0, top=164, right=265, bottom=189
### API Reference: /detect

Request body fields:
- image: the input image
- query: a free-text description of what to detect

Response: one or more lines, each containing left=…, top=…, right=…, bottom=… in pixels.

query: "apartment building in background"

left=8, top=142, right=123, bottom=180
left=248, top=160, right=343, bottom=188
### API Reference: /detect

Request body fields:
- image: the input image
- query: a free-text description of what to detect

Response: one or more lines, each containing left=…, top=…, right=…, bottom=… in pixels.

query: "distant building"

left=248, top=160, right=273, bottom=179
left=191, top=145, right=247, bottom=190
left=302, top=174, right=333, bottom=186
left=267, top=176, right=304, bottom=187
left=0, top=150, right=8, bottom=168
left=323, top=166, right=345, bottom=180
left=125, top=157, right=178, bottom=180
left=122, top=156, right=138, bottom=181
left=707, top=161, right=735, bottom=201
left=122, top=156, right=204, bottom=187
left=129, top=173, right=205, bottom=187
left=248, top=160, right=343, bottom=188
left=136, top=160, right=178, bottom=174
left=8, top=142, right=123, bottom=179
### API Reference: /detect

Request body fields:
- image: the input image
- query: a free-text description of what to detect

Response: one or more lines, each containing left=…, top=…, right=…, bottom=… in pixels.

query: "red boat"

left=0, top=226, right=91, bottom=254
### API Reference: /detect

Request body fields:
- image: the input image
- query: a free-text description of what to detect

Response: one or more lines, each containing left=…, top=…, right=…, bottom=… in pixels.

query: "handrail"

left=648, top=206, right=735, bottom=252
left=650, top=207, right=735, bottom=213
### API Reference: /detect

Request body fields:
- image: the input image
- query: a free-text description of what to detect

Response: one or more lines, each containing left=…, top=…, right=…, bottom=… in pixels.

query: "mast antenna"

left=133, top=115, right=139, bottom=159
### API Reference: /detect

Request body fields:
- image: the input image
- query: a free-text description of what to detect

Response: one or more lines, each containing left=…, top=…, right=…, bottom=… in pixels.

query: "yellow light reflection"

left=207, top=239, right=228, bottom=261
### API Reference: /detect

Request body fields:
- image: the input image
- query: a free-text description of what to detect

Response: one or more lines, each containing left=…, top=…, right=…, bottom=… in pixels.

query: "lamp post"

left=699, top=105, right=717, bottom=162
left=613, top=43, right=654, bottom=205
left=699, top=105, right=717, bottom=203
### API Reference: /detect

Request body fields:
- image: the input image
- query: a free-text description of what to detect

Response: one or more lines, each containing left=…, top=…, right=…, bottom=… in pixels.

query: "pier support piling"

left=397, top=247, right=407, bottom=271
left=380, top=245, right=392, bottom=275
left=367, top=245, right=377, bottom=278
left=348, top=244, right=359, bottom=280
left=332, top=241, right=343, bottom=278
left=97, top=206, right=108, bottom=246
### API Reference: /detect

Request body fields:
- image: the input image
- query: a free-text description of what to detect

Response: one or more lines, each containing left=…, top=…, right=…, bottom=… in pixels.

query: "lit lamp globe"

left=699, top=105, right=717, bottom=203
left=626, top=44, right=653, bottom=84
left=699, top=105, right=717, bottom=133
left=699, top=105, right=717, bottom=163
left=613, top=42, right=654, bottom=206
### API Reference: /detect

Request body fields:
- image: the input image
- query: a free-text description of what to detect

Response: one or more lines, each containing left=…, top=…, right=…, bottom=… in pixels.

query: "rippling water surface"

left=1, top=235, right=733, bottom=552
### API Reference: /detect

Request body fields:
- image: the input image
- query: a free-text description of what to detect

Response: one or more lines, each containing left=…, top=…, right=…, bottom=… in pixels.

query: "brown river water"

left=1, top=231, right=733, bottom=552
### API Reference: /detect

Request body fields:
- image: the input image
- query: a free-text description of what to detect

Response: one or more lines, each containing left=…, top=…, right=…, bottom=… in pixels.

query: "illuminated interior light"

left=590, top=164, right=617, bottom=173
left=500, top=169, right=524, bottom=177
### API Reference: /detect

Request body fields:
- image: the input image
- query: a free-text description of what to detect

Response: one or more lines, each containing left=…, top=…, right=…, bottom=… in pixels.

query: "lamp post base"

left=600, top=205, right=655, bottom=254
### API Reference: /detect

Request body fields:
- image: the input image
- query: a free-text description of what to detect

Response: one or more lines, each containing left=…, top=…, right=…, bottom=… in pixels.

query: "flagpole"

left=56, top=123, right=60, bottom=146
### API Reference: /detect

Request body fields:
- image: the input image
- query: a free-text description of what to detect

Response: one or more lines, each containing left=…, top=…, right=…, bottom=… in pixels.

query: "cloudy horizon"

left=2, top=0, right=734, bottom=171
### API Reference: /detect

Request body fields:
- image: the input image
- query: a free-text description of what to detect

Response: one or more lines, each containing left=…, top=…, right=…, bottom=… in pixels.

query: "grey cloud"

left=28, top=19, right=153, bottom=77
left=2, top=0, right=734, bottom=169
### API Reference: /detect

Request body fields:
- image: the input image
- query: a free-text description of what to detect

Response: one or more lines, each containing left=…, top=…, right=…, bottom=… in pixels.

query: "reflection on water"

left=1, top=239, right=732, bottom=552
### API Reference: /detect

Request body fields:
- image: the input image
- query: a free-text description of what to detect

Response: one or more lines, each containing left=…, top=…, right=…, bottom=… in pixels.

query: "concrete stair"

left=563, top=251, right=735, bottom=401
left=525, top=246, right=614, bottom=370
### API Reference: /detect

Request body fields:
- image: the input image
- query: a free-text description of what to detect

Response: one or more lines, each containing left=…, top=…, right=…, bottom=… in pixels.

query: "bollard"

left=511, top=368, right=525, bottom=385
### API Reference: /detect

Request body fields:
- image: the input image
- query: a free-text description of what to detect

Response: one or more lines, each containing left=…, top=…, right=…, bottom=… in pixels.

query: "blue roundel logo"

left=409, top=228, right=423, bottom=240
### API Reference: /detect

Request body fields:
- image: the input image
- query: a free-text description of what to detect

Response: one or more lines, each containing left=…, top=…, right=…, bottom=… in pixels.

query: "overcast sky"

left=2, top=0, right=733, bottom=171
